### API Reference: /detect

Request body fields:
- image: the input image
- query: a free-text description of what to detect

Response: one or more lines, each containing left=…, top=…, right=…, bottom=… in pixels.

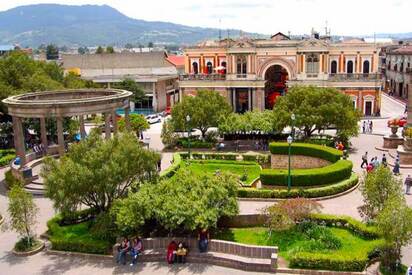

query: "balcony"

left=179, top=74, right=226, bottom=81
left=328, top=73, right=382, bottom=81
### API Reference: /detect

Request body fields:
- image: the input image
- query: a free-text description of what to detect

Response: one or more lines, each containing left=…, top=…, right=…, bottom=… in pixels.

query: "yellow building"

left=179, top=33, right=382, bottom=116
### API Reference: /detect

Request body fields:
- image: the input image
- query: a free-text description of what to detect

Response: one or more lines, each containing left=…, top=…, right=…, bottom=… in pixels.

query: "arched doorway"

left=264, top=65, right=289, bottom=109
left=347, top=61, right=354, bottom=74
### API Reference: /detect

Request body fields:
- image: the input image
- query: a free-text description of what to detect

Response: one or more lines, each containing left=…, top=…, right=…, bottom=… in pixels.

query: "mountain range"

left=0, top=4, right=410, bottom=48
left=0, top=4, right=262, bottom=47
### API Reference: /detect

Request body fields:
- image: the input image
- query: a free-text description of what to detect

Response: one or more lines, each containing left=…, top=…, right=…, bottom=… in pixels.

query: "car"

left=146, top=114, right=161, bottom=124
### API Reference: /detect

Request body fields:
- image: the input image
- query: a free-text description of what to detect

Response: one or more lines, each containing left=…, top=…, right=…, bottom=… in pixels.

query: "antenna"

left=219, top=19, right=222, bottom=41
left=325, top=20, right=328, bottom=36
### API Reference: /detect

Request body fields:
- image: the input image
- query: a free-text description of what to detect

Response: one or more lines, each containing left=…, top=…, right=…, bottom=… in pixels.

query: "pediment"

left=231, top=38, right=255, bottom=49
left=298, top=38, right=329, bottom=51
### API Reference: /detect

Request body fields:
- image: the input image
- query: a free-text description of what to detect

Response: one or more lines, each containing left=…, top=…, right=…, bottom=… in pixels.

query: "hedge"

left=188, top=159, right=258, bottom=166
left=242, top=154, right=270, bottom=164
left=0, top=149, right=15, bottom=158
left=238, top=173, right=358, bottom=199
left=159, top=153, right=182, bottom=178
left=269, top=142, right=342, bottom=163
left=177, top=138, right=214, bottom=149
left=260, top=160, right=353, bottom=186
left=0, top=154, right=15, bottom=167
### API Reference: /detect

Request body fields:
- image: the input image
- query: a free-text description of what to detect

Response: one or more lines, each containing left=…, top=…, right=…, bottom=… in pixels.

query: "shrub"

left=242, top=154, right=270, bottom=164
left=260, top=160, right=353, bottom=186
left=297, top=221, right=342, bottom=250
left=159, top=153, right=182, bottom=178
left=0, top=149, right=15, bottom=157
left=4, top=170, right=23, bottom=189
left=177, top=138, right=214, bottom=148
left=269, top=142, right=342, bottom=163
left=238, top=173, right=358, bottom=199
left=0, top=154, right=15, bottom=166
left=14, top=237, right=42, bottom=252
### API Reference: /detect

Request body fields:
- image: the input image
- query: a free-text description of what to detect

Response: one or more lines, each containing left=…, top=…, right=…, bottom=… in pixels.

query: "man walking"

left=405, top=175, right=412, bottom=195
left=361, top=152, right=368, bottom=168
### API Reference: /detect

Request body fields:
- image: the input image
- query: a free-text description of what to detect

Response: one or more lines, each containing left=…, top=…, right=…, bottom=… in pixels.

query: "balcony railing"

left=328, top=73, right=382, bottom=81
left=179, top=74, right=226, bottom=81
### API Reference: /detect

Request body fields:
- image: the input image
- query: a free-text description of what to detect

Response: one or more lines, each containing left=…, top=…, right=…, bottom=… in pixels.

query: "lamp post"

left=291, top=113, right=296, bottom=139
left=186, top=115, right=191, bottom=159
left=287, top=135, right=293, bottom=192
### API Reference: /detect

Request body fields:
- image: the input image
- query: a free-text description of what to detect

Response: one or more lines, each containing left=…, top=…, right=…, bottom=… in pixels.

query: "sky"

left=0, top=0, right=411, bottom=36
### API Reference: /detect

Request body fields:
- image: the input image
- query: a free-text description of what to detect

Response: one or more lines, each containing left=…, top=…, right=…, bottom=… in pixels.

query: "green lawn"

left=214, top=226, right=384, bottom=263
left=184, top=160, right=261, bottom=185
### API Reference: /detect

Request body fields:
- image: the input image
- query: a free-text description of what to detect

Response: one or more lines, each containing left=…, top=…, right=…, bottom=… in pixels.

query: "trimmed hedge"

left=238, top=173, right=358, bottom=199
left=0, top=149, right=15, bottom=158
left=177, top=138, right=214, bottom=149
left=260, top=160, right=353, bottom=186
left=188, top=159, right=258, bottom=166
left=159, top=153, right=182, bottom=178
left=0, top=154, right=16, bottom=166
left=269, top=142, right=342, bottom=163
left=242, top=154, right=270, bottom=164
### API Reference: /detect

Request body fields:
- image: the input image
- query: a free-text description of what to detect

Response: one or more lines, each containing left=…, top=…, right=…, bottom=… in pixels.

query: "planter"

left=390, top=126, right=399, bottom=137
left=12, top=240, right=44, bottom=257
left=405, top=137, right=412, bottom=151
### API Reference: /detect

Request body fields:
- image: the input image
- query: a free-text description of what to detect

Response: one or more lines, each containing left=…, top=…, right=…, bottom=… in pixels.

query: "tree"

left=218, top=110, right=274, bottom=135
left=376, top=196, right=412, bottom=272
left=114, top=168, right=239, bottom=232
left=78, top=47, right=89, bottom=55
left=114, top=78, right=145, bottom=102
left=95, top=46, right=104, bottom=54
left=272, top=86, right=360, bottom=139
left=106, top=46, right=115, bottom=53
left=171, top=90, right=232, bottom=138
left=42, top=132, right=160, bottom=214
left=148, top=42, right=154, bottom=48
left=46, top=44, right=59, bottom=60
left=358, top=166, right=403, bottom=222
left=118, top=113, right=149, bottom=136
left=261, top=198, right=322, bottom=233
left=124, top=43, right=134, bottom=49
left=161, top=119, right=179, bottom=148
left=7, top=184, right=39, bottom=247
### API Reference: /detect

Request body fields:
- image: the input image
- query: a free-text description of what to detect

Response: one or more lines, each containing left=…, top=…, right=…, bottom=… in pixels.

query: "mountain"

left=0, top=4, right=262, bottom=47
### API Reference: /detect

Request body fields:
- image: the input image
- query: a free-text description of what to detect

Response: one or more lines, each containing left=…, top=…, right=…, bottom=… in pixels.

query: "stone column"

left=79, top=115, right=86, bottom=139
left=248, top=88, right=252, bottom=111
left=124, top=107, right=131, bottom=131
left=56, top=116, right=65, bottom=156
left=104, top=112, right=111, bottom=140
left=40, top=117, right=48, bottom=152
left=112, top=110, right=118, bottom=135
left=12, top=116, right=26, bottom=165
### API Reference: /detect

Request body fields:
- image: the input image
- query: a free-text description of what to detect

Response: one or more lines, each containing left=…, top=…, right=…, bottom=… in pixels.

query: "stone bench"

left=113, top=237, right=277, bottom=272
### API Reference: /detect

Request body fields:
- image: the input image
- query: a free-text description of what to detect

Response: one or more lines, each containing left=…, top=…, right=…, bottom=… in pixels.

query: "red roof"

left=167, top=55, right=185, bottom=67
left=393, top=45, right=412, bottom=55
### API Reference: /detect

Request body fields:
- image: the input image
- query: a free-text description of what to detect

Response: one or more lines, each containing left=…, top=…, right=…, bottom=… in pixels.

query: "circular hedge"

left=269, top=142, right=343, bottom=163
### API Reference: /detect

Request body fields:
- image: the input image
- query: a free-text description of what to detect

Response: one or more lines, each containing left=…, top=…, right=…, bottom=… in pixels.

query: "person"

left=167, top=240, right=177, bottom=264
left=393, top=158, right=401, bottom=176
left=362, top=121, right=366, bottom=134
left=407, top=263, right=412, bottom=275
left=382, top=154, right=387, bottom=167
left=130, top=237, right=143, bottom=266
left=116, top=237, right=130, bottom=265
left=361, top=152, right=368, bottom=168
left=176, top=242, right=188, bottom=263
left=373, top=156, right=380, bottom=168
left=198, top=229, right=209, bottom=253
left=405, top=175, right=412, bottom=195
left=369, top=120, right=373, bottom=133
left=365, top=120, right=370, bottom=133
left=366, top=162, right=374, bottom=173
left=336, top=142, right=344, bottom=151
left=157, top=160, right=161, bottom=171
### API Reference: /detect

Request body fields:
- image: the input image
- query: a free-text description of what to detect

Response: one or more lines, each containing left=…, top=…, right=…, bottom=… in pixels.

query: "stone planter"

left=12, top=240, right=44, bottom=257
left=404, top=137, right=412, bottom=151
left=390, top=126, right=399, bottom=137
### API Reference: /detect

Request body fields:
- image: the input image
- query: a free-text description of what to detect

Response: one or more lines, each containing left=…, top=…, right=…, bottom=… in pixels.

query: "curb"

left=275, top=267, right=366, bottom=275
left=12, top=241, right=45, bottom=257
left=45, top=249, right=113, bottom=260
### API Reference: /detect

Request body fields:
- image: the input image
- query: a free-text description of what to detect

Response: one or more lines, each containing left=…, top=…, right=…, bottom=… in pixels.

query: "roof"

left=393, top=45, right=412, bottom=55
left=62, top=52, right=173, bottom=70
left=167, top=55, right=185, bottom=67
left=270, top=32, right=290, bottom=41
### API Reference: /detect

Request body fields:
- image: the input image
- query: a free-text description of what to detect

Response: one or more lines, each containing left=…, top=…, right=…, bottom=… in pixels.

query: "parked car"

left=146, top=114, right=161, bottom=124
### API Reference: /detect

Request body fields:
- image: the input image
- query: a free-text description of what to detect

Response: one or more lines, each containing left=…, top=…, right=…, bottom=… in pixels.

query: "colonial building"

left=382, top=44, right=412, bottom=100
left=179, top=33, right=382, bottom=116
left=62, top=52, right=179, bottom=113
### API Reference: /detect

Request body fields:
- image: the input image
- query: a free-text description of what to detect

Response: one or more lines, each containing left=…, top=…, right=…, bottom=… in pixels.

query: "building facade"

left=382, top=44, right=412, bottom=100
left=62, top=52, right=179, bottom=113
left=179, top=34, right=382, bottom=116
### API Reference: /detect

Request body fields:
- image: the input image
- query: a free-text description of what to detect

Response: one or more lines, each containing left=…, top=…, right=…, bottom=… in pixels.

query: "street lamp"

left=287, top=135, right=293, bottom=192
left=186, top=115, right=191, bottom=159
left=291, top=113, right=296, bottom=139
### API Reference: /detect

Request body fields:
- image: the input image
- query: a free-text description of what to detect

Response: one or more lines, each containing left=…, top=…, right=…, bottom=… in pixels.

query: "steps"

left=24, top=181, right=45, bottom=196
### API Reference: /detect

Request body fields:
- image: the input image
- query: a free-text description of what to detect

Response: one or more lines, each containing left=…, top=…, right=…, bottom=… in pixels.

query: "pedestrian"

left=365, top=120, right=370, bottom=133
left=366, top=162, right=374, bottom=173
left=407, top=263, right=412, bottom=275
left=361, top=152, right=368, bottom=168
left=362, top=121, right=366, bottom=134
left=157, top=159, right=161, bottom=171
left=405, top=175, right=412, bottom=195
left=382, top=154, right=387, bottom=167
left=374, top=157, right=380, bottom=167
left=369, top=120, right=373, bottom=133
left=393, top=158, right=401, bottom=176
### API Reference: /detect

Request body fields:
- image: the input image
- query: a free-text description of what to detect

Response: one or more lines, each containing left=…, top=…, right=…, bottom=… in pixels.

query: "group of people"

left=361, top=151, right=401, bottom=175
left=167, top=241, right=188, bottom=264
left=361, top=120, right=374, bottom=134
left=116, top=237, right=143, bottom=266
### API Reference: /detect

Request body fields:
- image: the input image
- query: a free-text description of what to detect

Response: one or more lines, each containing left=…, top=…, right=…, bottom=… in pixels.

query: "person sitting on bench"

left=176, top=242, right=187, bottom=263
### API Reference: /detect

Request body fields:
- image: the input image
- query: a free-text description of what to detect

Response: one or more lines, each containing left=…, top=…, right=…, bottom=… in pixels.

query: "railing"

left=328, top=73, right=382, bottom=81
left=406, top=68, right=412, bottom=74
left=179, top=74, right=226, bottom=81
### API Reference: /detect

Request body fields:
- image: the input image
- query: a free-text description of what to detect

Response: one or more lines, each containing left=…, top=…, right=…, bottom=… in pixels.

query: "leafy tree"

left=161, top=119, right=179, bottom=148
left=358, top=166, right=403, bottom=222
left=77, top=47, right=89, bottom=55
left=261, top=198, right=322, bottom=233
left=95, top=46, right=104, bottom=54
left=46, top=44, right=59, bottom=60
left=0, top=51, right=37, bottom=89
left=118, top=113, right=149, bottom=136
left=22, top=71, right=63, bottom=92
left=63, top=72, right=90, bottom=89
left=218, top=110, right=274, bottom=135
left=376, top=196, right=412, bottom=272
left=106, top=46, right=115, bottom=53
left=124, top=43, right=134, bottom=49
left=148, top=42, right=154, bottom=48
left=7, top=184, right=39, bottom=247
left=40, top=61, right=64, bottom=82
left=114, top=78, right=145, bottom=102
left=273, top=86, right=360, bottom=139
left=114, top=168, right=239, bottom=232
left=171, top=90, right=232, bottom=138
left=42, top=132, right=160, bottom=214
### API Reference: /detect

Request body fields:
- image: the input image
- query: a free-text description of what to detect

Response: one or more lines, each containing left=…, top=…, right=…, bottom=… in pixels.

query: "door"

left=365, top=101, right=372, bottom=116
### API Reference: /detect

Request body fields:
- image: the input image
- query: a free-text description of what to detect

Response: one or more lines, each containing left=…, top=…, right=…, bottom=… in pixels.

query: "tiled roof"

left=393, top=45, right=412, bottom=55
left=167, top=55, right=185, bottom=67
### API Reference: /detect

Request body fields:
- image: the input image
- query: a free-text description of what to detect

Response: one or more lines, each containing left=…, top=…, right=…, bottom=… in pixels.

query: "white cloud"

left=0, top=0, right=411, bottom=35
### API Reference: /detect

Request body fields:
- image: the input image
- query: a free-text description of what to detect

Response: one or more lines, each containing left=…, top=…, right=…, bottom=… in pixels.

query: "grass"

left=184, top=160, right=261, bottom=185
left=14, top=237, right=42, bottom=252
left=214, top=226, right=384, bottom=262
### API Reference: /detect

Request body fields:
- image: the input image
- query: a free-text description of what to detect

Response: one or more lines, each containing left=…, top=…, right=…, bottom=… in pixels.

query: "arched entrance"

left=264, top=65, right=289, bottom=109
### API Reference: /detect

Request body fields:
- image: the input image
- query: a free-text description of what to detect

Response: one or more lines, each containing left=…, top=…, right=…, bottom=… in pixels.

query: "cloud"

left=213, top=2, right=273, bottom=9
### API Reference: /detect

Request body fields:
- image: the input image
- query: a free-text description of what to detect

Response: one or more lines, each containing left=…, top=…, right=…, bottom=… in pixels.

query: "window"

left=347, top=60, right=354, bottom=74
left=363, top=60, right=370, bottom=74
left=221, top=61, right=227, bottom=74
left=236, top=55, right=247, bottom=76
left=206, top=61, right=213, bottom=74
left=330, top=60, right=337, bottom=74
left=400, top=62, right=404, bottom=72
left=306, top=53, right=319, bottom=75
left=192, top=62, right=199, bottom=74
